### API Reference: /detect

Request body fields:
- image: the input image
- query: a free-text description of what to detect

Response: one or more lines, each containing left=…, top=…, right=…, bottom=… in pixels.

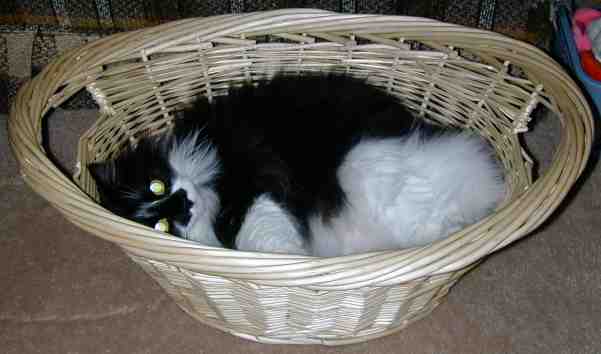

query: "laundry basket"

left=8, top=9, right=593, bottom=345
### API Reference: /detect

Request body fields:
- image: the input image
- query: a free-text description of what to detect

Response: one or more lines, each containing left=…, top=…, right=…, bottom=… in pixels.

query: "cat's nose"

left=183, top=197, right=194, bottom=214
left=173, top=189, right=194, bottom=209
left=171, top=189, right=194, bottom=225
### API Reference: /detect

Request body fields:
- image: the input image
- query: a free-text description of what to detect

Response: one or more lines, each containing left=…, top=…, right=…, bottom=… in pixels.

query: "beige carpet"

left=1, top=108, right=600, bottom=353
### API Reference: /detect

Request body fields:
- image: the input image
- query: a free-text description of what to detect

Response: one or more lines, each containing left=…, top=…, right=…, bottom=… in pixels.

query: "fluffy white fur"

left=165, top=131, right=505, bottom=257
left=309, top=132, right=506, bottom=257
left=169, top=132, right=222, bottom=247
left=236, top=194, right=310, bottom=255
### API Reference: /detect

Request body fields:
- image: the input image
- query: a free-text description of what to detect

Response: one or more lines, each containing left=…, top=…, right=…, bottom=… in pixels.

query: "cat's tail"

left=310, top=131, right=507, bottom=257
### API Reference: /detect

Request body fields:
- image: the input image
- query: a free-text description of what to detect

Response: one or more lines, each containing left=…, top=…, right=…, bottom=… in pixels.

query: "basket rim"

left=7, top=9, right=594, bottom=289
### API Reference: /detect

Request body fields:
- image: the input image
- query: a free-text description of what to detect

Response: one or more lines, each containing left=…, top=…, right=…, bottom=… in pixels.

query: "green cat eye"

left=154, top=218, right=169, bottom=233
left=149, top=179, right=166, bottom=196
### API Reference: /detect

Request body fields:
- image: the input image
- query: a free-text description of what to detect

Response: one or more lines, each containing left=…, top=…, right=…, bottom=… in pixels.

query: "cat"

left=89, top=73, right=506, bottom=256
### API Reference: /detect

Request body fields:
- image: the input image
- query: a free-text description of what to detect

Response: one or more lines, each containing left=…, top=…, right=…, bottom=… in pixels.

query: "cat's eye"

left=154, top=218, right=170, bottom=233
left=149, top=179, right=166, bottom=196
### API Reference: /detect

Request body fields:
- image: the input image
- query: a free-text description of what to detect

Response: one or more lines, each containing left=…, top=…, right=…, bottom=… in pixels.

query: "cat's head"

left=88, top=132, right=221, bottom=245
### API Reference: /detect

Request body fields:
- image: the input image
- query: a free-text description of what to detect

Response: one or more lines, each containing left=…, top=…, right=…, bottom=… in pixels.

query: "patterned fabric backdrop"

left=0, top=0, right=553, bottom=113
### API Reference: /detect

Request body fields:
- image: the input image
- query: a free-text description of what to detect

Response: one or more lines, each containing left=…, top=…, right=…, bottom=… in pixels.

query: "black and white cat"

left=89, top=73, right=505, bottom=256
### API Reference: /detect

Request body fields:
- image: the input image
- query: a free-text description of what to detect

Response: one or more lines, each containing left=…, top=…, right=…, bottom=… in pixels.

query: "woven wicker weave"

left=8, top=9, right=593, bottom=345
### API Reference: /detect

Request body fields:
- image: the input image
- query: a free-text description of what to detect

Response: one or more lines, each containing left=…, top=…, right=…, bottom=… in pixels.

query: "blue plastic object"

left=552, top=6, right=601, bottom=117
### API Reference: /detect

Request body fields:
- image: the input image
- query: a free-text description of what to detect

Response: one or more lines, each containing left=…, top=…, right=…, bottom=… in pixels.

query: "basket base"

left=126, top=252, right=477, bottom=346
left=175, top=298, right=444, bottom=346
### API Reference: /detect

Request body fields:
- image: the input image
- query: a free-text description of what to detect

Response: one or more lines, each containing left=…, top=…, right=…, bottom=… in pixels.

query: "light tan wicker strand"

left=8, top=9, right=593, bottom=345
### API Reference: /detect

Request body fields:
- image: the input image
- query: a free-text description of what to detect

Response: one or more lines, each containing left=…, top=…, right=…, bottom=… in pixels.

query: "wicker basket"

left=8, top=9, right=593, bottom=345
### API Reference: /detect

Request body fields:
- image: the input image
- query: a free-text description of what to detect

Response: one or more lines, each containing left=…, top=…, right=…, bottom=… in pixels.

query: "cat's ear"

left=88, top=161, right=117, bottom=188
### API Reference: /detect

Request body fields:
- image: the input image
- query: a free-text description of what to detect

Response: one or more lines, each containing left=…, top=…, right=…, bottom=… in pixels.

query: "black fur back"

left=175, top=73, right=436, bottom=248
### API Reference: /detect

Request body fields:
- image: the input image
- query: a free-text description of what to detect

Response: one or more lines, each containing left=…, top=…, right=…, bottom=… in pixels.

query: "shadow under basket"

left=8, top=9, right=594, bottom=345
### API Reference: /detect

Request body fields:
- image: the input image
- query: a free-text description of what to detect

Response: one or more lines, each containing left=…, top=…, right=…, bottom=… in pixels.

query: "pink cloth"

left=573, top=8, right=601, bottom=52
